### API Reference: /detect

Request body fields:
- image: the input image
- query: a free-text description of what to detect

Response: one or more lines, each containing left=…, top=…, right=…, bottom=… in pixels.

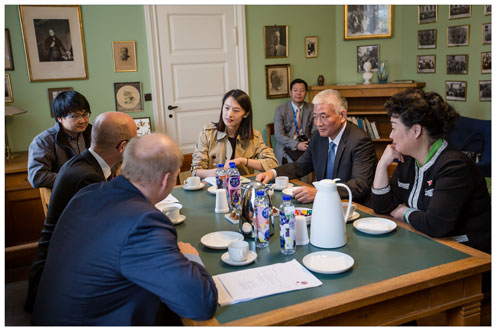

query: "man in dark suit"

left=24, top=111, right=138, bottom=313
left=31, top=133, right=218, bottom=325
left=257, top=89, right=377, bottom=205
left=274, top=78, right=315, bottom=164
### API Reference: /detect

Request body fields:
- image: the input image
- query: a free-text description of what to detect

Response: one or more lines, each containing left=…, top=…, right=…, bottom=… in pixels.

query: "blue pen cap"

left=282, top=195, right=291, bottom=201
left=256, top=190, right=265, bottom=196
left=217, top=163, right=224, bottom=168
left=229, top=162, right=236, bottom=168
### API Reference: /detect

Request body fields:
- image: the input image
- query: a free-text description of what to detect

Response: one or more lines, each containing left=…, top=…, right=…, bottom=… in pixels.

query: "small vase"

left=377, top=60, right=389, bottom=84
left=317, top=75, right=324, bottom=86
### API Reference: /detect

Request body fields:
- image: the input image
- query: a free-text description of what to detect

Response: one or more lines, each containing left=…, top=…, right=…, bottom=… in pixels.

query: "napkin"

left=356, top=220, right=391, bottom=232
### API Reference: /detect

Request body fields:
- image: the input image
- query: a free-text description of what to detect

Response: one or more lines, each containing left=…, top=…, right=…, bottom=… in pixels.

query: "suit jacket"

left=25, top=149, right=106, bottom=313
left=31, top=176, right=217, bottom=325
left=274, top=101, right=315, bottom=164
left=275, top=122, right=377, bottom=204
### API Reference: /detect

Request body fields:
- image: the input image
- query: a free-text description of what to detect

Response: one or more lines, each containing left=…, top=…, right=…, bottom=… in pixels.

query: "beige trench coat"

left=191, top=123, right=278, bottom=176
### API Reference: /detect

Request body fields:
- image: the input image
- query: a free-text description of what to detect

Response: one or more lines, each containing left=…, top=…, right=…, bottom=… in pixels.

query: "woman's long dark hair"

left=215, top=89, right=254, bottom=140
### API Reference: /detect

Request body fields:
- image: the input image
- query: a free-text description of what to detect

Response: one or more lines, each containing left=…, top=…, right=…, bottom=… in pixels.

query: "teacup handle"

left=337, top=183, right=352, bottom=223
left=183, top=179, right=188, bottom=185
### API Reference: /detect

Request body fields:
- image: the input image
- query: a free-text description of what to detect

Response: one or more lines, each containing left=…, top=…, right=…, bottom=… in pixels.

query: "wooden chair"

left=266, top=122, right=274, bottom=148
left=39, top=187, right=52, bottom=218
left=177, top=153, right=193, bottom=185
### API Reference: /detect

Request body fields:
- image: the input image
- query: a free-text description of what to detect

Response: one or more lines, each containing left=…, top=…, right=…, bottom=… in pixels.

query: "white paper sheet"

left=213, top=259, right=322, bottom=306
left=156, top=194, right=179, bottom=205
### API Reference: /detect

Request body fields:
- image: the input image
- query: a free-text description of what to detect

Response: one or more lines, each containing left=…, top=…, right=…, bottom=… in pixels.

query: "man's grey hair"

left=91, top=113, right=133, bottom=149
left=312, top=89, right=348, bottom=114
left=120, top=134, right=183, bottom=185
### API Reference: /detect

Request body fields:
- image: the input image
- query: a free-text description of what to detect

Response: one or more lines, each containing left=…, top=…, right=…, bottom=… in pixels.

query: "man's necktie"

left=296, top=106, right=302, bottom=132
left=326, top=142, right=336, bottom=179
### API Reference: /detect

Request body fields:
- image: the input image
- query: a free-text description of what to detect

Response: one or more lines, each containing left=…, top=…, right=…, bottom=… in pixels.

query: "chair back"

left=39, top=187, right=52, bottom=217
left=266, top=122, right=275, bottom=148
left=177, top=153, right=193, bottom=185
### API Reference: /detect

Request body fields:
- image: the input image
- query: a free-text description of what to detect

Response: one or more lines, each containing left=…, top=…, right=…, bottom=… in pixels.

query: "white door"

left=145, top=5, right=248, bottom=153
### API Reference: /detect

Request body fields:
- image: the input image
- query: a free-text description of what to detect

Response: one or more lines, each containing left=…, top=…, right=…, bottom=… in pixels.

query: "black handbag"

left=284, top=147, right=304, bottom=162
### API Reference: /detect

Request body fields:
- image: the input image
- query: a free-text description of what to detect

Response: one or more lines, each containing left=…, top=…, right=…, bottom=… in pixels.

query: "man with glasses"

left=257, top=89, right=377, bottom=205
left=28, top=91, right=92, bottom=188
left=25, top=111, right=138, bottom=313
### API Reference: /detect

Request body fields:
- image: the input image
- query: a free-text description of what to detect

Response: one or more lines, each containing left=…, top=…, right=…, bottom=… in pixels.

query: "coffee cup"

left=184, top=176, right=200, bottom=188
left=162, top=203, right=182, bottom=222
left=274, top=176, right=289, bottom=189
left=342, top=202, right=356, bottom=219
left=228, top=240, right=249, bottom=262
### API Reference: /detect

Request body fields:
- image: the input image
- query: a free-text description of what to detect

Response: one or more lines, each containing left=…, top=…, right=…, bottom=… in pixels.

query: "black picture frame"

left=114, top=82, right=143, bottom=112
left=264, top=25, right=288, bottom=59
left=5, top=29, right=14, bottom=70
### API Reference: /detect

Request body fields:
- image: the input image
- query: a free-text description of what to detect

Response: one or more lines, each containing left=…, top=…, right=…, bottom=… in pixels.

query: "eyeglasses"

left=66, top=112, right=91, bottom=120
left=313, top=114, right=331, bottom=123
left=115, top=139, right=130, bottom=150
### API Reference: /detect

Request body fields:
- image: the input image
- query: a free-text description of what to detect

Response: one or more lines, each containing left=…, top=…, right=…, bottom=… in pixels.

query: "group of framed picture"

left=417, top=5, right=491, bottom=102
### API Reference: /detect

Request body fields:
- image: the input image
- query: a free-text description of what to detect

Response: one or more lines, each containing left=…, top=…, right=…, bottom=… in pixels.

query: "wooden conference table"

left=171, top=179, right=490, bottom=326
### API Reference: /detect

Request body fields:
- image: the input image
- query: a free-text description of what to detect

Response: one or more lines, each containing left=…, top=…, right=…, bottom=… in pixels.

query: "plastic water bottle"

left=279, top=195, right=296, bottom=255
left=254, top=190, right=270, bottom=248
left=227, top=162, right=241, bottom=211
left=215, top=164, right=227, bottom=190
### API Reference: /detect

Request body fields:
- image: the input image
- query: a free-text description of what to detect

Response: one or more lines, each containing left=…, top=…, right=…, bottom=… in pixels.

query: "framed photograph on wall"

left=344, top=5, right=392, bottom=40
left=114, top=82, right=143, bottom=112
left=417, top=55, right=436, bottom=73
left=305, top=36, right=318, bottom=58
left=5, top=74, right=14, bottom=103
left=113, top=41, right=137, bottom=72
left=447, top=25, right=469, bottom=47
left=446, top=55, right=468, bottom=74
left=5, top=29, right=14, bottom=70
left=449, top=5, right=471, bottom=19
left=264, top=25, right=288, bottom=59
left=357, top=45, right=379, bottom=72
left=484, top=5, right=491, bottom=16
left=481, top=52, right=491, bottom=74
left=48, top=87, right=73, bottom=117
left=445, top=81, right=467, bottom=101
left=418, top=29, right=437, bottom=49
left=18, top=5, right=88, bottom=82
left=479, top=80, right=491, bottom=101
left=482, top=23, right=491, bottom=45
left=133, top=117, right=152, bottom=136
left=265, top=64, right=290, bottom=99
left=418, top=5, right=438, bottom=24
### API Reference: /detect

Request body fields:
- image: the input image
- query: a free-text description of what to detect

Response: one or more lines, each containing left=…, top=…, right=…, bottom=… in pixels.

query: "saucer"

left=183, top=182, right=205, bottom=191
left=274, top=182, right=294, bottom=191
left=200, top=231, right=243, bottom=249
left=303, top=251, right=354, bottom=274
left=207, top=185, right=218, bottom=195
left=346, top=211, right=360, bottom=222
left=353, top=217, right=397, bottom=235
left=282, top=186, right=299, bottom=197
left=171, top=215, right=186, bottom=225
left=221, top=250, right=257, bottom=266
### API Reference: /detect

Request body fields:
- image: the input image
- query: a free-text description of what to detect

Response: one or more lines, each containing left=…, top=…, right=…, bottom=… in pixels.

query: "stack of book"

left=347, top=116, right=381, bottom=139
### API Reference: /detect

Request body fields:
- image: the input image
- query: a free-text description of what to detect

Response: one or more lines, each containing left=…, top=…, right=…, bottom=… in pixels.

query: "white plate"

left=282, top=186, right=299, bottom=196
left=207, top=185, right=218, bottom=195
left=200, top=231, right=244, bottom=249
left=183, top=182, right=205, bottom=191
left=347, top=211, right=360, bottom=223
left=171, top=215, right=186, bottom=225
left=274, top=182, right=294, bottom=191
left=221, top=250, right=257, bottom=266
left=303, top=251, right=354, bottom=274
left=353, top=217, right=397, bottom=235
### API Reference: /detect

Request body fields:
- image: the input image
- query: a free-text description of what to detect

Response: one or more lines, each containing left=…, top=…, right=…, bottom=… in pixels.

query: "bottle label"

left=216, top=174, right=227, bottom=189
left=228, top=176, right=241, bottom=209
left=279, top=206, right=295, bottom=250
left=256, top=205, right=270, bottom=243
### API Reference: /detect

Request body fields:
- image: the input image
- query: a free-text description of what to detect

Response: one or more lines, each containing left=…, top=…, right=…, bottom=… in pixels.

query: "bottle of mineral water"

left=279, top=195, right=296, bottom=255
left=215, top=164, right=227, bottom=190
left=255, top=190, right=270, bottom=248
left=227, top=162, right=241, bottom=211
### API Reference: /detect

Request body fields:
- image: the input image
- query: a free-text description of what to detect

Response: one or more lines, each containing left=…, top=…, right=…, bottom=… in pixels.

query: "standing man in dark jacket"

left=28, top=91, right=92, bottom=188
left=24, top=111, right=138, bottom=313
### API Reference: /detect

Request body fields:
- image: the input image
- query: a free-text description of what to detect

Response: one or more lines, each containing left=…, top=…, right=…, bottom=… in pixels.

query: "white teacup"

left=342, top=202, right=356, bottom=219
left=228, top=240, right=249, bottom=262
left=274, top=176, right=289, bottom=189
left=162, top=203, right=182, bottom=222
left=184, top=176, right=200, bottom=188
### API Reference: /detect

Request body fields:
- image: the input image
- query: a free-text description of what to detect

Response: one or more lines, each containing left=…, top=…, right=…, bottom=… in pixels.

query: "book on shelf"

left=347, top=116, right=381, bottom=139
left=391, top=80, right=414, bottom=84
left=371, top=122, right=381, bottom=139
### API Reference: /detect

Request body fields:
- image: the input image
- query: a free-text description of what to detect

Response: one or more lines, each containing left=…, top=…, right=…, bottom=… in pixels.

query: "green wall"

left=5, top=5, right=153, bottom=152
left=5, top=5, right=491, bottom=152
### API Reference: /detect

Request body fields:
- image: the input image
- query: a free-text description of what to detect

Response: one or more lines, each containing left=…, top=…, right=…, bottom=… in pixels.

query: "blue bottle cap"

left=229, top=162, right=236, bottom=167
left=217, top=163, right=224, bottom=168
left=256, top=190, right=265, bottom=196
left=282, top=195, right=291, bottom=201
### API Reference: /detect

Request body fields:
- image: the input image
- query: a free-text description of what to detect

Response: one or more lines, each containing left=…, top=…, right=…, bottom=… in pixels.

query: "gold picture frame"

left=479, top=80, right=491, bottom=101
left=418, top=5, right=438, bottom=24
left=446, top=55, right=468, bottom=75
left=48, top=87, right=73, bottom=117
left=112, top=41, right=137, bottom=72
left=265, top=64, right=290, bottom=99
left=445, top=80, right=467, bottom=102
left=482, top=23, right=491, bottom=45
left=305, top=36, right=318, bottom=58
left=484, top=5, right=491, bottom=16
left=481, top=51, right=491, bottom=74
left=5, top=74, right=14, bottom=103
left=447, top=25, right=470, bottom=47
left=449, top=5, right=471, bottom=19
left=264, top=25, right=288, bottom=59
left=417, top=55, right=436, bottom=74
left=344, top=5, right=392, bottom=40
left=417, top=29, right=437, bottom=49
left=18, top=5, right=88, bottom=82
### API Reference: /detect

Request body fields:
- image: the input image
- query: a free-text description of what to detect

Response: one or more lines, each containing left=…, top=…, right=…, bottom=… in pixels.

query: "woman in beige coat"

left=191, top=89, right=278, bottom=178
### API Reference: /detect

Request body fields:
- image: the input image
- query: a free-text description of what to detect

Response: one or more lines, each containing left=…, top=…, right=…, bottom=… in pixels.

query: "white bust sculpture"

left=362, top=61, right=373, bottom=85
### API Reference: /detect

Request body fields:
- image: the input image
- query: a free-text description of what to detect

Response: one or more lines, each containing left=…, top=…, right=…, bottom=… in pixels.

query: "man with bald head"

left=25, top=111, right=137, bottom=313
left=32, top=133, right=218, bottom=326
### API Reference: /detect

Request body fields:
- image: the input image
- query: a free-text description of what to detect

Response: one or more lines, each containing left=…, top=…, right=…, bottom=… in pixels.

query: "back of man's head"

left=120, top=133, right=183, bottom=185
left=91, top=112, right=137, bottom=151
left=312, top=89, right=348, bottom=114
left=53, top=91, right=91, bottom=119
